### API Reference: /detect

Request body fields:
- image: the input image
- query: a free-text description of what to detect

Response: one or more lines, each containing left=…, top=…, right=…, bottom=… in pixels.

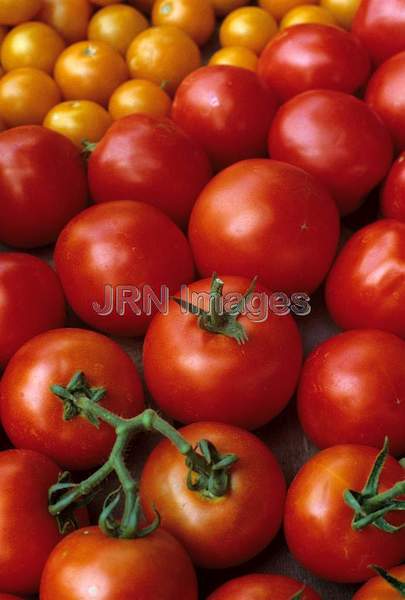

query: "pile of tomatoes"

left=0, top=0, right=404, bottom=598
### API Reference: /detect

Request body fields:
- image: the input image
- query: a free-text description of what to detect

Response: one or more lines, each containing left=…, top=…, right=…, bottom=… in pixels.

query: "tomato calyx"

left=370, top=565, right=405, bottom=596
left=344, top=438, right=405, bottom=533
left=185, top=439, right=238, bottom=499
left=52, top=370, right=106, bottom=427
left=81, top=139, right=98, bottom=160
left=290, top=588, right=305, bottom=600
left=173, top=274, right=257, bottom=345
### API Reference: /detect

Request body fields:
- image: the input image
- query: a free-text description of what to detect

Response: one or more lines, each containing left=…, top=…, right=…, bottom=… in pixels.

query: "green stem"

left=371, top=565, right=405, bottom=596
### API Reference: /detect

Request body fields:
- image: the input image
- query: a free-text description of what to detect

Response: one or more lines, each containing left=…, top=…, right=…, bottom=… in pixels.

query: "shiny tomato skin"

left=188, top=159, right=340, bottom=294
left=143, top=276, right=303, bottom=429
left=171, top=65, right=278, bottom=170
left=325, top=219, right=405, bottom=338
left=0, top=328, right=144, bottom=470
left=258, top=24, right=370, bottom=102
left=88, top=114, right=212, bottom=229
left=40, top=526, right=198, bottom=600
left=284, top=445, right=405, bottom=583
left=353, top=564, right=405, bottom=599
left=381, top=153, right=405, bottom=221
left=0, top=126, right=88, bottom=248
left=0, top=253, right=65, bottom=369
left=140, top=422, right=286, bottom=568
left=54, top=200, right=195, bottom=337
left=269, top=90, right=393, bottom=215
left=208, top=574, right=321, bottom=600
left=297, top=329, right=405, bottom=456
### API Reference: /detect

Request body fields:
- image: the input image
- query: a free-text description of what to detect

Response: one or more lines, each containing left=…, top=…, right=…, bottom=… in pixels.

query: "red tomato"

left=0, top=253, right=65, bottom=369
left=0, top=595, right=24, bottom=600
left=140, top=422, right=286, bottom=568
left=284, top=444, right=405, bottom=582
left=0, top=449, right=86, bottom=595
left=381, top=153, right=405, bottom=221
left=269, top=90, right=393, bottom=215
left=144, top=276, right=302, bottom=428
left=55, top=200, right=195, bottom=336
left=0, top=328, right=144, bottom=470
left=88, top=114, right=212, bottom=229
left=40, top=526, right=198, bottom=600
left=325, top=219, right=405, bottom=338
left=352, top=0, right=405, bottom=66
left=366, top=51, right=405, bottom=152
left=297, top=329, right=405, bottom=456
left=353, top=564, right=405, bottom=599
left=0, top=126, right=88, bottom=248
left=188, top=159, right=340, bottom=294
left=172, top=65, right=278, bottom=170
left=258, top=24, right=370, bottom=102
left=208, top=574, right=321, bottom=600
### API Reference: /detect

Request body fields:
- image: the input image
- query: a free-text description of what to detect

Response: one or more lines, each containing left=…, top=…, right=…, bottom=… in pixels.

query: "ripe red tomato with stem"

left=381, top=153, right=405, bottom=221
left=207, top=574, right=321, bottom=600
left=88, top=114, right=212, bottom=229
left=0, top=126, right=87, bottom=248
left=353, top=565, right=405, bottom=599
left=0, top=328, right=144, bottom=470
left=0, top=253, right=65, bottom=369
left=269, top=90, right=393, bottom=215
left=258, top=24, right=370, bottom=102
left=172, top=65, right=278, bottom=170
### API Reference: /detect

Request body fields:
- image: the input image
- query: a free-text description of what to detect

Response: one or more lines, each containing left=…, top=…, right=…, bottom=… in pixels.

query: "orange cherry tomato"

left=320, top=0, right=361, bottom=29
left=1, top=22, right=65, bottom=74
left=126, top=26, right=201, bottom=96
left=258, top=0, right=318, bottom=21
left=39, top=0, right=92, bottom=44
left=0, top=67, right=61, bottom=127
left=220, top=7, right=278, bottom=54
left=88, top=4, right=148, bottom=55
left=211, top=0, right=249, bottom=17
left=44, top=100, right=112, bottom=148
left=0, top=0, right=41, bottom=25
left=54, top=40, right=128, bottom=106
left=108, top=79, right=171, bottom=120
left=152, top=0, right=215, bottom=47
left=209, top=46, right=258, bottom=71
left=281, top=4, right=339, bottom=28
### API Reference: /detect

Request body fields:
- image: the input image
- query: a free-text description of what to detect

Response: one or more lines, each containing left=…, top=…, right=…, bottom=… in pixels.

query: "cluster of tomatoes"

left=0, top=0, right=405, bottom=599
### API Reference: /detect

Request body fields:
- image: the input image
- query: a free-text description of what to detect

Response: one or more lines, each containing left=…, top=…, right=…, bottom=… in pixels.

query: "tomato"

left=39, top=0, right=92, bottom=44
left=207, top=574, right=321, bottom=600
left=55, top=200, right=195, bottom=336
left=366, top=52, right=405, bottom=153
left=320, top=0, right=361, bottom=29
left=280, top=5, right=338, bottom=29
left=172, top=66, right=277, bottom=170
left=258, top=24, right=370, bottom=102
left=1, top=328, right=144, bottom=470
left=108, top=79, right=171, bottom=120
left=54, top=40, right=128, bottom=107
left=284, top=444, right=405, bottom=582
left=0, top=449, right=86, bottom=595
left=209, top=46, right=258, bottom=71
left=220, top=7, right=278, bottom=55
left=258, top=0, right=317, bottom=20
left=381, top=153, right=405, bottom=221
left=126, top=26, right=201, bottom=96
left=189, top=159, right=340, bottom=294
left=40, top=526, right=198, bottom=600
left=0, top=126, right=87, bottom=248
left=43, top=100, right=112, bottom=148
left=0, top=0, right=41, bottom=25
left=0, top=595, right=24, bottom=600
left=0, top=253, right=65, bottom=369
left=352, top=0, right=405, bottom=66
left=140, top=422, right=286, bottom=568
left=0, top=67, right=61, bottom=128
left=152, top=0, right=215, bottom=47
left=269, top=90, right=393, bottom=215
left=88, top=4, right=148, bottom=55
left=88, top=114, right=212, bottom=228
left=353, top=565, right=405, bottom=599
left=298, top=329, right=405, bottom=456
left=325, top=219, right=405, bottom=338
left=211, top=0, right=249, bottom=17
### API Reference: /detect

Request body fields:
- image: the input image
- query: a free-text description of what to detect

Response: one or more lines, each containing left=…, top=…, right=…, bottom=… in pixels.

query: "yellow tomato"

left=0, top=0, right=41, bottom=25
left=108, top=79, right=171, bottom=120
left=211, top=0, right=249, bottom=17
left=0, top=67, right=61, bottom=127
left=209, top=46, right=258, bottom=71
left=152, top=0, right=215, bottom=47
left=127, top=26, right=201, bottom=95
left=44, top=99, right=112, bottom=147
left=39, top=0, right=92, bottom=44
left=281, top=4, right=338, bottom=28
left=88, top=4, right=148, bottom=55
left=220, top=7, right=278, bottom=54
left=1, top=22, right=65, bottom=74
left=258, top=0, right=318, bottom=21
left=320, top=0, right=361, bottom=28
left=54, top=40, right=128, bottom=106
